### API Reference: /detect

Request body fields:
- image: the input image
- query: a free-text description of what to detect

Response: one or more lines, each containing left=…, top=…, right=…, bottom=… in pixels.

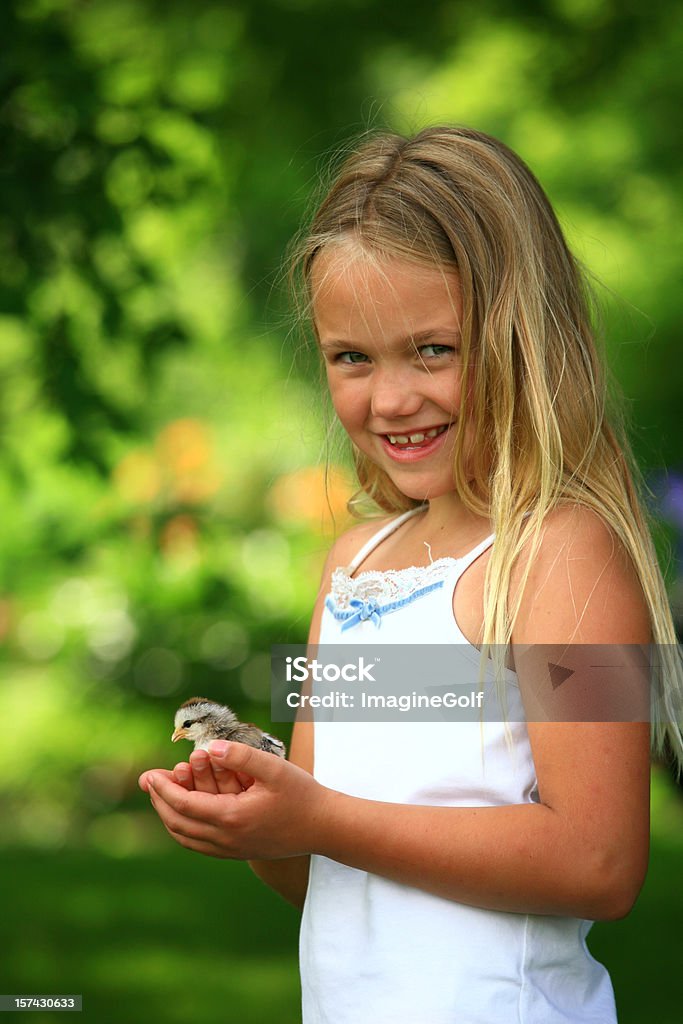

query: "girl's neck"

left=368, top=494, right=492, bottom=572
left=417, top=493, right=491, bottom=539
left=341, top=494, right=492, bottom=577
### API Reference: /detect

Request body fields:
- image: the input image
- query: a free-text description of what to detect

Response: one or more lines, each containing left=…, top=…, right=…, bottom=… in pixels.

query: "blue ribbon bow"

left=341, top=597, right=382, bottom=632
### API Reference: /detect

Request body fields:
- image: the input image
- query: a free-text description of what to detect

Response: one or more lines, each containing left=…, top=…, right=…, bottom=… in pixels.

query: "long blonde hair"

left=289, top=125, right=683, bottom=774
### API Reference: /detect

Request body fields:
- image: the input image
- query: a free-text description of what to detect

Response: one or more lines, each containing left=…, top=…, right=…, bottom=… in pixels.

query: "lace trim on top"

left=325, top=558, right=457, bottom=632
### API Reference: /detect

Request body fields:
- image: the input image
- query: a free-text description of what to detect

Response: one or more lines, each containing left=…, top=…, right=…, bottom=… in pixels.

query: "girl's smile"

left=380, top=422, right=452, bottom=462
left=312, top=250, right=467, bottom=503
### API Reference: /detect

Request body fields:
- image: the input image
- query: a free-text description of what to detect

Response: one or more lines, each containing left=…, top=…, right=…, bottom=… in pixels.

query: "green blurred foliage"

left=0, top=0, right=681, bottom=833
left=0, top=0, right=682, bottom=1016
left=0, top=0, right=681, bottom=801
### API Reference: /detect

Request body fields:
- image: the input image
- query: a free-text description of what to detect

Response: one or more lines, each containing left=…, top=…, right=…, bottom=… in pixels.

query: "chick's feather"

left=173, top=697, right=286, bottom=757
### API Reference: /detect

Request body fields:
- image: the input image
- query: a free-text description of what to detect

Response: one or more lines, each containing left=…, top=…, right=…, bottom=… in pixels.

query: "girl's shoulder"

left=510, top=504, right=651, bottom=645
left=323, top=514, right=397, bottom=576
left=308, top=515, right=396, bottom=646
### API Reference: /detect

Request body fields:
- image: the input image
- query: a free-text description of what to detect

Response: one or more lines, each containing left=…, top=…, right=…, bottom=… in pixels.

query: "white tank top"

left=300, top=506, right=618, bottom=1024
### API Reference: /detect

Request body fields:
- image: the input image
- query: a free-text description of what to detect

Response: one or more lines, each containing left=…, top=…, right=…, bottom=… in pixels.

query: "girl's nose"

left=370, top=377, right=423, bottom=421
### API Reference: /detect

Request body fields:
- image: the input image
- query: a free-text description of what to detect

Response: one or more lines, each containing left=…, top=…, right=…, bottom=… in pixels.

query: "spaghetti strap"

left=454, top=531, right=496, bottom=574
left=347, top=504, right=428, bottom=575
left=453, top=510, right=532, bottom=576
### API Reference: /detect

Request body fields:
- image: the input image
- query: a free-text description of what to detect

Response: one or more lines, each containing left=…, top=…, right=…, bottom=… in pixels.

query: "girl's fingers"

left=189, top=750, right=219, bottom=794
left=165, top=827, right=226, bottom=859
left=173, top=762, right=195, bottom=790
left=207, top=740, right=281, bottom=783
left=148, top=785, right=232, bottom=853
left=149, top=789, right=210, bottom=843
left=186, top=749, right=242, bottom=795
left=211, top=762, right=243, bottom=796
left=138, top=768, right=175, bottom=793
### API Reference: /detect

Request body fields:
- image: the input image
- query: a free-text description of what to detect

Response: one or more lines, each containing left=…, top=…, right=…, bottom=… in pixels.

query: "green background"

left=1, top=0, right=681, bottom=1021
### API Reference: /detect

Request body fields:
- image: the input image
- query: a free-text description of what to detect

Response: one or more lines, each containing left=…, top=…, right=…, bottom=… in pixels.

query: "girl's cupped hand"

left=139, top=741, right=329, bottom=860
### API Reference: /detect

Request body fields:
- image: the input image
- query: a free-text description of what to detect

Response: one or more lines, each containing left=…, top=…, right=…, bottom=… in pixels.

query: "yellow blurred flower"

left=113, top=450, right=162, bottom=504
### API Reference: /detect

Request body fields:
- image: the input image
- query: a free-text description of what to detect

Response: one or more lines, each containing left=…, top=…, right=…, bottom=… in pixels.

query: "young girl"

left=140, top=126, right=683, bottom=1023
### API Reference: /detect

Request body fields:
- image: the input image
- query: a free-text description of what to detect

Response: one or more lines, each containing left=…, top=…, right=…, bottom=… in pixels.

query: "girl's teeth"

left=387, top=426, right=446, bottom=446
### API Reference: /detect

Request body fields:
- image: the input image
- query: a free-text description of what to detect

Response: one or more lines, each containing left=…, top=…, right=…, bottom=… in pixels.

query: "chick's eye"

left=336, top=351, right=369, bottom=364
left=182, top=720, right=193, bottom=729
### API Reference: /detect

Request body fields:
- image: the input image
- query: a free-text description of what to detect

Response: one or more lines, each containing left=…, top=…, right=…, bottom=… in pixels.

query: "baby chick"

left=172, top=697, right=286, bottom=758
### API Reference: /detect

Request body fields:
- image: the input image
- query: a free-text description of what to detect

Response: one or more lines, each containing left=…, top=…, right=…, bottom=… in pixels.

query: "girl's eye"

left=419, top=344, right=454, bottom=358
left=336, top=351, right=369, bottom=364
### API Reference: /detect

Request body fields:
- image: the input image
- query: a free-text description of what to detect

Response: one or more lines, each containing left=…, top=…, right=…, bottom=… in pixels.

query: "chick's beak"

left=171, top=727, right=187, bottom=743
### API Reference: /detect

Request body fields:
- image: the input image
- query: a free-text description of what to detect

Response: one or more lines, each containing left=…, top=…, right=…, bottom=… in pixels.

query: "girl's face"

left=312, top=249, right=469, bottom=503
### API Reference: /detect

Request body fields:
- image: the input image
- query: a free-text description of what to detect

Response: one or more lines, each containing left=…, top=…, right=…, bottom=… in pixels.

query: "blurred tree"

left=2, top=0, right=681, bottom=472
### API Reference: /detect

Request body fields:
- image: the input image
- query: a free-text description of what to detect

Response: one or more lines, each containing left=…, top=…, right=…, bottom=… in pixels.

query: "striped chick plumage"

left=172, top=697, right=286, bottom=757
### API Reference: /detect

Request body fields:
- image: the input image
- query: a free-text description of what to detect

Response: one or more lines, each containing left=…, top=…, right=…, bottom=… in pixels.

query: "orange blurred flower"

left=267, top=464, right=355, bottom=534
left=160, top=514, right=200, bottom=560
left=113, top=419, right=221, bottom=509
left=156, top=418, right=221, bottom=504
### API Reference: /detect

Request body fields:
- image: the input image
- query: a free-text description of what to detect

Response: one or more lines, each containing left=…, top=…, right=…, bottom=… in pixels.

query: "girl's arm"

left=144, top=508, right=651, bottom=921
left=140, top=520, right=384, bottom=909
left=246, top=519, right=388, bottom=909
left=245, top=717, right=312, bottom=908
left=141, top=723, right=313, bottom=911
left=305, top=723, right=649, bottom=921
